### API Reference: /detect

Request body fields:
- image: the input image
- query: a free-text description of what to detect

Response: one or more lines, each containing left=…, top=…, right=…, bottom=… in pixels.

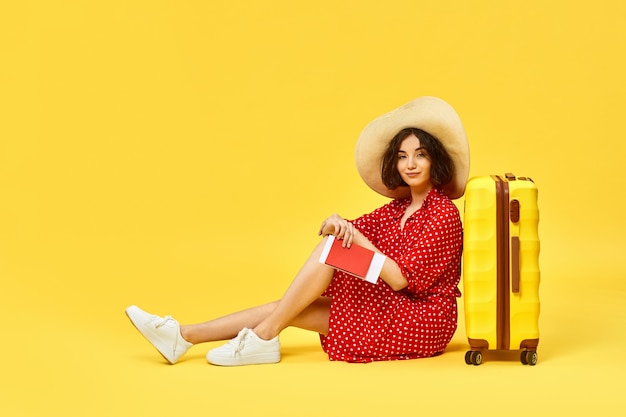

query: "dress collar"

left=391, top=188, right=443, bottom=220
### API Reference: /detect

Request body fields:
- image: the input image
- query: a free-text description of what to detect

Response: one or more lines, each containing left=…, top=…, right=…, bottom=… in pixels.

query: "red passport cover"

left=323, top=236, right=375, bottom=278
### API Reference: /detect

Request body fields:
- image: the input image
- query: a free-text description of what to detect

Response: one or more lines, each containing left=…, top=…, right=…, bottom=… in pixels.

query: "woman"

left=126, top=96, right=470, bottom=365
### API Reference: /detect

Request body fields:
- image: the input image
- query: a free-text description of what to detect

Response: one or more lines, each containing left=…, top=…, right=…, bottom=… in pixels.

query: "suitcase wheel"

left=521, top=350, right=538, bottom=366
left=464, top=350, right=482, bottom=366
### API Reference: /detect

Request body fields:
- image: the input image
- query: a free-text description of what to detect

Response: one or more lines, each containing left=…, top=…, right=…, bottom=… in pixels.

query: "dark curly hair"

left=380, top=127, right=455, bottom=190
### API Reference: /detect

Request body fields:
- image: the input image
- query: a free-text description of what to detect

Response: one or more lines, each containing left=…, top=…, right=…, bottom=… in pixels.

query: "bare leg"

left=181, top=297, right=331, bottom=344
left=181, top=238, right=334, bottom=344
left=253, top=238, right=334, bottom=340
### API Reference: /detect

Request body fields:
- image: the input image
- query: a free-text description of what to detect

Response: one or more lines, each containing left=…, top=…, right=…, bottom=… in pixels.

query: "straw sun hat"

left=354, top=96, right=470, bottom=200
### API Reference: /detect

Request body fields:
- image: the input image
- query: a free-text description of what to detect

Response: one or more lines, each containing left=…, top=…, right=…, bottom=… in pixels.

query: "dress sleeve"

left=397, top=203, right=463, bottom=295
left=349, top=202, right=392, bottom=247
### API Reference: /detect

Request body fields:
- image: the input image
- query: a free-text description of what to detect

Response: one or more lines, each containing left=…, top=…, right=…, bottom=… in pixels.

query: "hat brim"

left=354, top=96, right=470, bottom=200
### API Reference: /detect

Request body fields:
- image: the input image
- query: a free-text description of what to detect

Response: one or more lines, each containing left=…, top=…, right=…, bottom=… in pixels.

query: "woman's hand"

left=318, top=214, right=355, bottom=247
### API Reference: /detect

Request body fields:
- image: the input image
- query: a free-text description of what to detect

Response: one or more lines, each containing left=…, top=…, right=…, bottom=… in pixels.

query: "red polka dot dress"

left=320, top=188, right=463, bottom=363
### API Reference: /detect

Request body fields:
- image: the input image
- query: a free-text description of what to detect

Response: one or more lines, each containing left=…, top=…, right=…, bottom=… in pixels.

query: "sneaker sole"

left=125, top=307, right=177, bottom=364
left=207, top=352, right=281, bottom=366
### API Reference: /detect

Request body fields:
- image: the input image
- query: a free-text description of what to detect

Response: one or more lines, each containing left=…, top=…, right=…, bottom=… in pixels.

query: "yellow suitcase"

left=462, top=174, right=540, bottom=365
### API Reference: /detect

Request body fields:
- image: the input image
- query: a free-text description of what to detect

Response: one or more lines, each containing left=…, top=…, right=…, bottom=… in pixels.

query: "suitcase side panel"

left=508, top=179, right=540, bottom=348
left=462, top=176, right=498, bottom=349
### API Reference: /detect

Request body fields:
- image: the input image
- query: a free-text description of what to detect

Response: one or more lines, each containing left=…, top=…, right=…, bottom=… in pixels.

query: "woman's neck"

left=400, top=186, right=432, bottom=229
left=409, top=185, right=432, bottom=207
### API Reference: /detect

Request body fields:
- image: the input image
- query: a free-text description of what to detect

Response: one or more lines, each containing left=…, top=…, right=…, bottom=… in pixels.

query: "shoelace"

left=152, top=315, right=186, bottom=355
left=230, top=328, right=250, bottom=357
left=153, top=315, right=175, bottom=329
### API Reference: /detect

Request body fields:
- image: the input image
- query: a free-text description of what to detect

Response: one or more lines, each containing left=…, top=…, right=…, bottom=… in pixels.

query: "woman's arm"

left=351, top=228, right=408, bottom=291
left=395, top=207, right=463, bottom=295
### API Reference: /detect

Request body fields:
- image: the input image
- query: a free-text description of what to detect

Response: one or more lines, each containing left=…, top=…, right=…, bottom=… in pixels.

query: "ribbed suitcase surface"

left=462, top=173, right=540, bottom=365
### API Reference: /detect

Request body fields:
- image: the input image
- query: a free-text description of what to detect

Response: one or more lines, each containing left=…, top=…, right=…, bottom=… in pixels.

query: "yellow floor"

left=2, top=239, right=625, bottom=416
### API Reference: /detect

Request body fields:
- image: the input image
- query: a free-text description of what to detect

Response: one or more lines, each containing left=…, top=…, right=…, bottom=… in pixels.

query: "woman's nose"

left=407, top=156, right=417, bottom=168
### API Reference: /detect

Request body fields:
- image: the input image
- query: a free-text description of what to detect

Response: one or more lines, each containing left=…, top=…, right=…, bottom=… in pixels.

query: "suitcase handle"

left=511, top=236, right=520, bottom=293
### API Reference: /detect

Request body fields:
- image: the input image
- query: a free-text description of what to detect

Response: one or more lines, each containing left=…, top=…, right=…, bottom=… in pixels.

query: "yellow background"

left=1, top=1, right=625, bottom=415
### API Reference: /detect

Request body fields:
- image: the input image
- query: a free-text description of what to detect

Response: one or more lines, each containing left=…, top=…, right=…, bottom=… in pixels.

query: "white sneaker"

left=125, top=305, right=193, bottom=364
left=207, top=328, right=280, bottom=366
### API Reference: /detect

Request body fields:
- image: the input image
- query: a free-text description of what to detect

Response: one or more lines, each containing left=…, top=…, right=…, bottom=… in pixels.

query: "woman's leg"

left=252, top=238, right=334, bottom=340
left=180, top=237, right=334, bottom=344
left=180, top=297, right=331, bottom=344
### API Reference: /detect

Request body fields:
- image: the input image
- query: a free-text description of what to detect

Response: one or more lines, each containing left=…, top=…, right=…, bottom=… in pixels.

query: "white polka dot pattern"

left=320, top=188, right=463, bottom=362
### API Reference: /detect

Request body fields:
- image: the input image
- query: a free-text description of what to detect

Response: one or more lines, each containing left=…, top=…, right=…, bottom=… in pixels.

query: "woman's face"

left=397, top=134, right=432, bottom=191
